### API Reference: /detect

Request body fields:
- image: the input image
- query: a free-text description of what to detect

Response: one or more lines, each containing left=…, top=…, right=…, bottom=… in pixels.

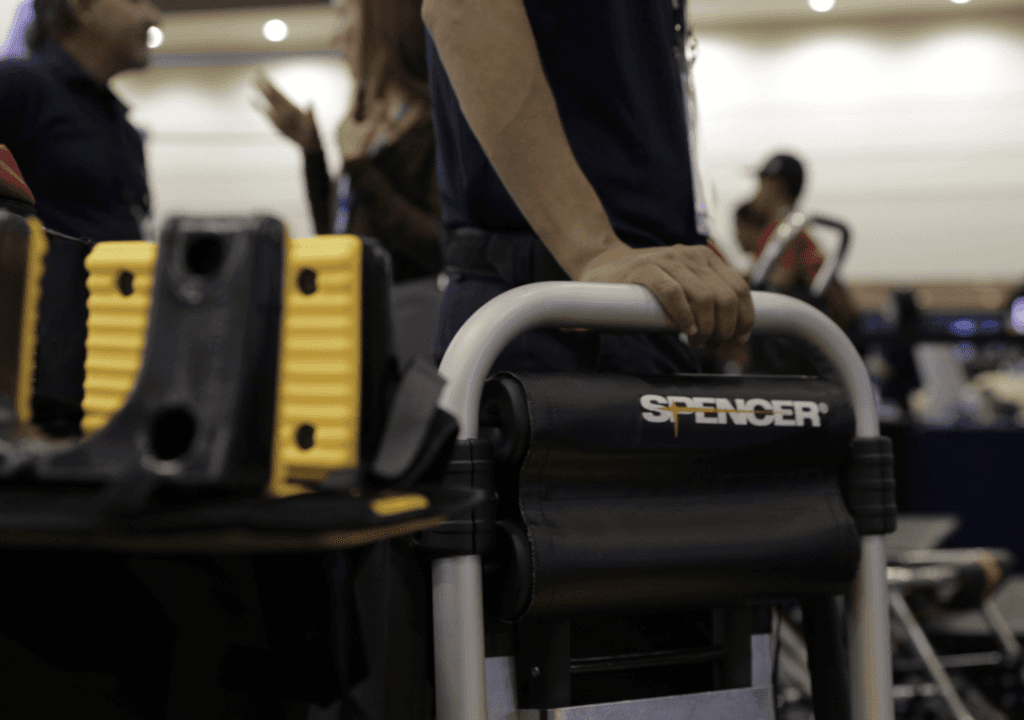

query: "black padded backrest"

left=481, top=372, right=862, bottom=620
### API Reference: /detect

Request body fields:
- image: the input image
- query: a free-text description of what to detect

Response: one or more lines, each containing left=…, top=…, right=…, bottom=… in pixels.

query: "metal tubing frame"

left=747, top=211, right=851, bottom=301
left=432, top=283, right=894, bottom=720
left=747, top=211, right=814, bottom=291
left=889, top=590, right=975, bottom=720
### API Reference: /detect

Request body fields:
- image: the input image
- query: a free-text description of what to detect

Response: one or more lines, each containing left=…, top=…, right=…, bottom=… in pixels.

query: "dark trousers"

left=391, top=276, right=444, bottom=369
left=0, top=550, right=340, bottom=719
left=341, top=542, right=435, bottom=720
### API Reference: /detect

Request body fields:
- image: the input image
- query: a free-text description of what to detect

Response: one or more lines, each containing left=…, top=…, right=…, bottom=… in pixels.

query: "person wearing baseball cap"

left=760, top=153, right=804, bottom=204
left=736, top=153, right=806, bottom=257
left=735, top=152, right=855, bottom=328
left=723, top=152, right=858, bottom=378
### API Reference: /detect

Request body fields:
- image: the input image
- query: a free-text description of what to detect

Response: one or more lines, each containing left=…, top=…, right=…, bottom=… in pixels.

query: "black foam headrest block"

left=481, top=372, right=862, bottom=619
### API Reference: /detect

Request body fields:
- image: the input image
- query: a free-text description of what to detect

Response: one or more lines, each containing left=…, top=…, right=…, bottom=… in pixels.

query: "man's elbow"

left=421, top=0, right=467, bottom=38
left=420, top=0, right=443, bottom=34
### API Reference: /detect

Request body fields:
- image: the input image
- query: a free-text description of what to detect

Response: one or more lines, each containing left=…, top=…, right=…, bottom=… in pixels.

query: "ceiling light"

left=263, top=19, right=289, bottom=43
left=146, top=26, right=164, bottom=49
left=809, top=0, right=836, bottom=11
left=950, top=0, right=972, bottom=4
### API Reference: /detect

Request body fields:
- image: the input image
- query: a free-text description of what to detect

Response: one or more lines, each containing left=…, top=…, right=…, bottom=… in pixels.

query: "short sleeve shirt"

left=0, top=38, right=148, bottom=241
left=427, top=0, right=700, bottom=249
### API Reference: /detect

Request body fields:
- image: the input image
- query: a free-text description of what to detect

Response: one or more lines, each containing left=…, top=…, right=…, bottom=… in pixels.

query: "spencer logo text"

left=640, top=394, right=825, bottom=437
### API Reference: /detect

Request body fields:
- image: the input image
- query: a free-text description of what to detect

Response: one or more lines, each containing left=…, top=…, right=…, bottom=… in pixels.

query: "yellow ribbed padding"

left=268, top=235, right=362, bottom=497
left=80, top=241, right=157, bottom=435
left=15, top=217, right=48, bottom=424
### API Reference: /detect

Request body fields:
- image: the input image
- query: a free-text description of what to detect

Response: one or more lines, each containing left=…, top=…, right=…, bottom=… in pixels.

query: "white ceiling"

left=690, top=0, right=1022, bottom=26
left=150, top=0, right=1023, bottom=57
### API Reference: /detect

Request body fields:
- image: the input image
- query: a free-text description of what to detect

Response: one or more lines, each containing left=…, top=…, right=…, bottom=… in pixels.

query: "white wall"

left=691, top=13, right=1024, bottom=282
left=8, top=3, right=1023, bottom=283
left=0, top=0, right=31, bottom=56
left=112, top=56, right=354, bottom=241
left=0, top=0, right=24, bottom=34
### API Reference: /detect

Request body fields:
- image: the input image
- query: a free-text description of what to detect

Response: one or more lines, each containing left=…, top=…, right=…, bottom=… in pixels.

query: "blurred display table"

left=898, top=423, right=1024, bottom=563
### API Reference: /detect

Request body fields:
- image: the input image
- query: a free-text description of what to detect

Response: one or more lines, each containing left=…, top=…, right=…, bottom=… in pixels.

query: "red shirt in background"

left=757, top=222, right=823, bottom=277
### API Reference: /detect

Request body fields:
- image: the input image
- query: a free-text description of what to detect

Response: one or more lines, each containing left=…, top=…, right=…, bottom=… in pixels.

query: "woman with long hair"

left=259, top=0, right=442, bottom=364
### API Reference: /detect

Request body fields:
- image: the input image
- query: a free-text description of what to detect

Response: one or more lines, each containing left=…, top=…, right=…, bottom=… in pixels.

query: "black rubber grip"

left=842, top=437, right=897, bottom=535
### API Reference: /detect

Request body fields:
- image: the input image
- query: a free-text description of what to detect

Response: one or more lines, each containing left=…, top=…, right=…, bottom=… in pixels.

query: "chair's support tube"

left=434, top=283, right=894, bottom=720
left=980, top=598, right=1024, bottom=667
left=432, top=555, right=488, bottom=720
left=850, top=536, right=897, bottom=720
left=746, top=291, right=895, bottom=720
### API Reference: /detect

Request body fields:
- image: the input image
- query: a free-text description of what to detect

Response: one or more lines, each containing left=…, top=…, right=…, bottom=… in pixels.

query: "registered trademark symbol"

left=819, top=403, right=829, bottom=414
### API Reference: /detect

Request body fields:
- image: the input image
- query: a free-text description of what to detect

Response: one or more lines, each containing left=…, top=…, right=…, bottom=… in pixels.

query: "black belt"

left=441, top=226, right=569, bottom=285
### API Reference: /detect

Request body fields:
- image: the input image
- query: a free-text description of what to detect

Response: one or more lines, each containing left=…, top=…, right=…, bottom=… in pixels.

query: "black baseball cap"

left=759, top=154, right=804, bottom=201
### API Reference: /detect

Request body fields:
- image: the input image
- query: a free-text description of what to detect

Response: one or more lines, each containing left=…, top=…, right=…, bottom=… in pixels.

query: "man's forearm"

left=422, top=0, right=623, bottom=279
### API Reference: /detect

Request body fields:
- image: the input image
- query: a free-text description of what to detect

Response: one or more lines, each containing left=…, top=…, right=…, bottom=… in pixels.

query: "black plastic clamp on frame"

left=841, top=436, right=897, bottom=536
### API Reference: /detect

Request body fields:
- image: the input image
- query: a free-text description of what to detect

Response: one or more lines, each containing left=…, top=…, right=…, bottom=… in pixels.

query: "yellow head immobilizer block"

left=74, top=233, right=365, bottom=498
left=81, top=242, right=158, bottom=435
left=14, top=217, right=48, bottom=425
left=269, top=235, right=363, bottom=497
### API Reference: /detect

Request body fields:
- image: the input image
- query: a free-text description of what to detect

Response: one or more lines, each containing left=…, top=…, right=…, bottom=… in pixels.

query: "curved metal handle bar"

left=433, top=282, right=893, bottom=720
left=437, top=283, right=878, bottom=439
left=807, top=216, right=852, bottom=300
left=748, top=211, right=852, bottom=301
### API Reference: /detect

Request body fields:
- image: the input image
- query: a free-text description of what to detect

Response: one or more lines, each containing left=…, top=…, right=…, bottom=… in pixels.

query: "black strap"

left=370, top=357, right=459, bottom=488
left=46, top=227, right=94, bottom=248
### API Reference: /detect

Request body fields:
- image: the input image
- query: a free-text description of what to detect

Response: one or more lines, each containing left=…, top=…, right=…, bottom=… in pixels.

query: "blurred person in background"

left=0, top=0, right=161, bottom=437
left=0, top=1, right=178, bottom=716
left=735, top=153, right=857, bottom=333
left=0, top=0, right=34, bottom=58
left=258, top=0, right=443, bottom=366
left=726, top=153, right=858, bottom=376
left=1, top=4, right=341, bottom=718
left=260, top=3, right=447, bottom=719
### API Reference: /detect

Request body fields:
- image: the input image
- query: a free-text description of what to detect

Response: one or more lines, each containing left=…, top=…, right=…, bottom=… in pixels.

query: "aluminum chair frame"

left=432, top=283, right=895, bottom=720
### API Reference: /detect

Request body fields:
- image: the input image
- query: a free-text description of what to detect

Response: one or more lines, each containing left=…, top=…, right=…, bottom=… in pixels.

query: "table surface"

left=0, top=513, right=449, bottom=553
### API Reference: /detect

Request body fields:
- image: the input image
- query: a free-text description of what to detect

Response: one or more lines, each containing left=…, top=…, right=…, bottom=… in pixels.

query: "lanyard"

left=671, top=0, right=712, bottom=240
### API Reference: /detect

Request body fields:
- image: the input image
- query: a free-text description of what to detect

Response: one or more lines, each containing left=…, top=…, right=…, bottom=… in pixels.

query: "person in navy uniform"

left=339, top=3, right=756, bottom=716
left=0, top=0, right=161, bottom=437
left=423, top=0, right=754, bottom=375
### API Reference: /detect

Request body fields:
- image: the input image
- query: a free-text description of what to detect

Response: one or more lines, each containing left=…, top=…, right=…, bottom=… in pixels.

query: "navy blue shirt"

left=0, top=38, right=148, bottom=241
left=427, top=0, right=699, bottom=249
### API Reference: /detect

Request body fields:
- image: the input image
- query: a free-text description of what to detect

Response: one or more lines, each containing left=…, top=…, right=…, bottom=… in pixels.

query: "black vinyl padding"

left=482, top=372, right=863, bottom=619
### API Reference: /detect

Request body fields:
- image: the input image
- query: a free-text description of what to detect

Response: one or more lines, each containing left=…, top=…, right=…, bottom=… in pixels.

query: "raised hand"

left=255, top=73, right=320, bottom=153
left=337, top=94, right=390, bottom=162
